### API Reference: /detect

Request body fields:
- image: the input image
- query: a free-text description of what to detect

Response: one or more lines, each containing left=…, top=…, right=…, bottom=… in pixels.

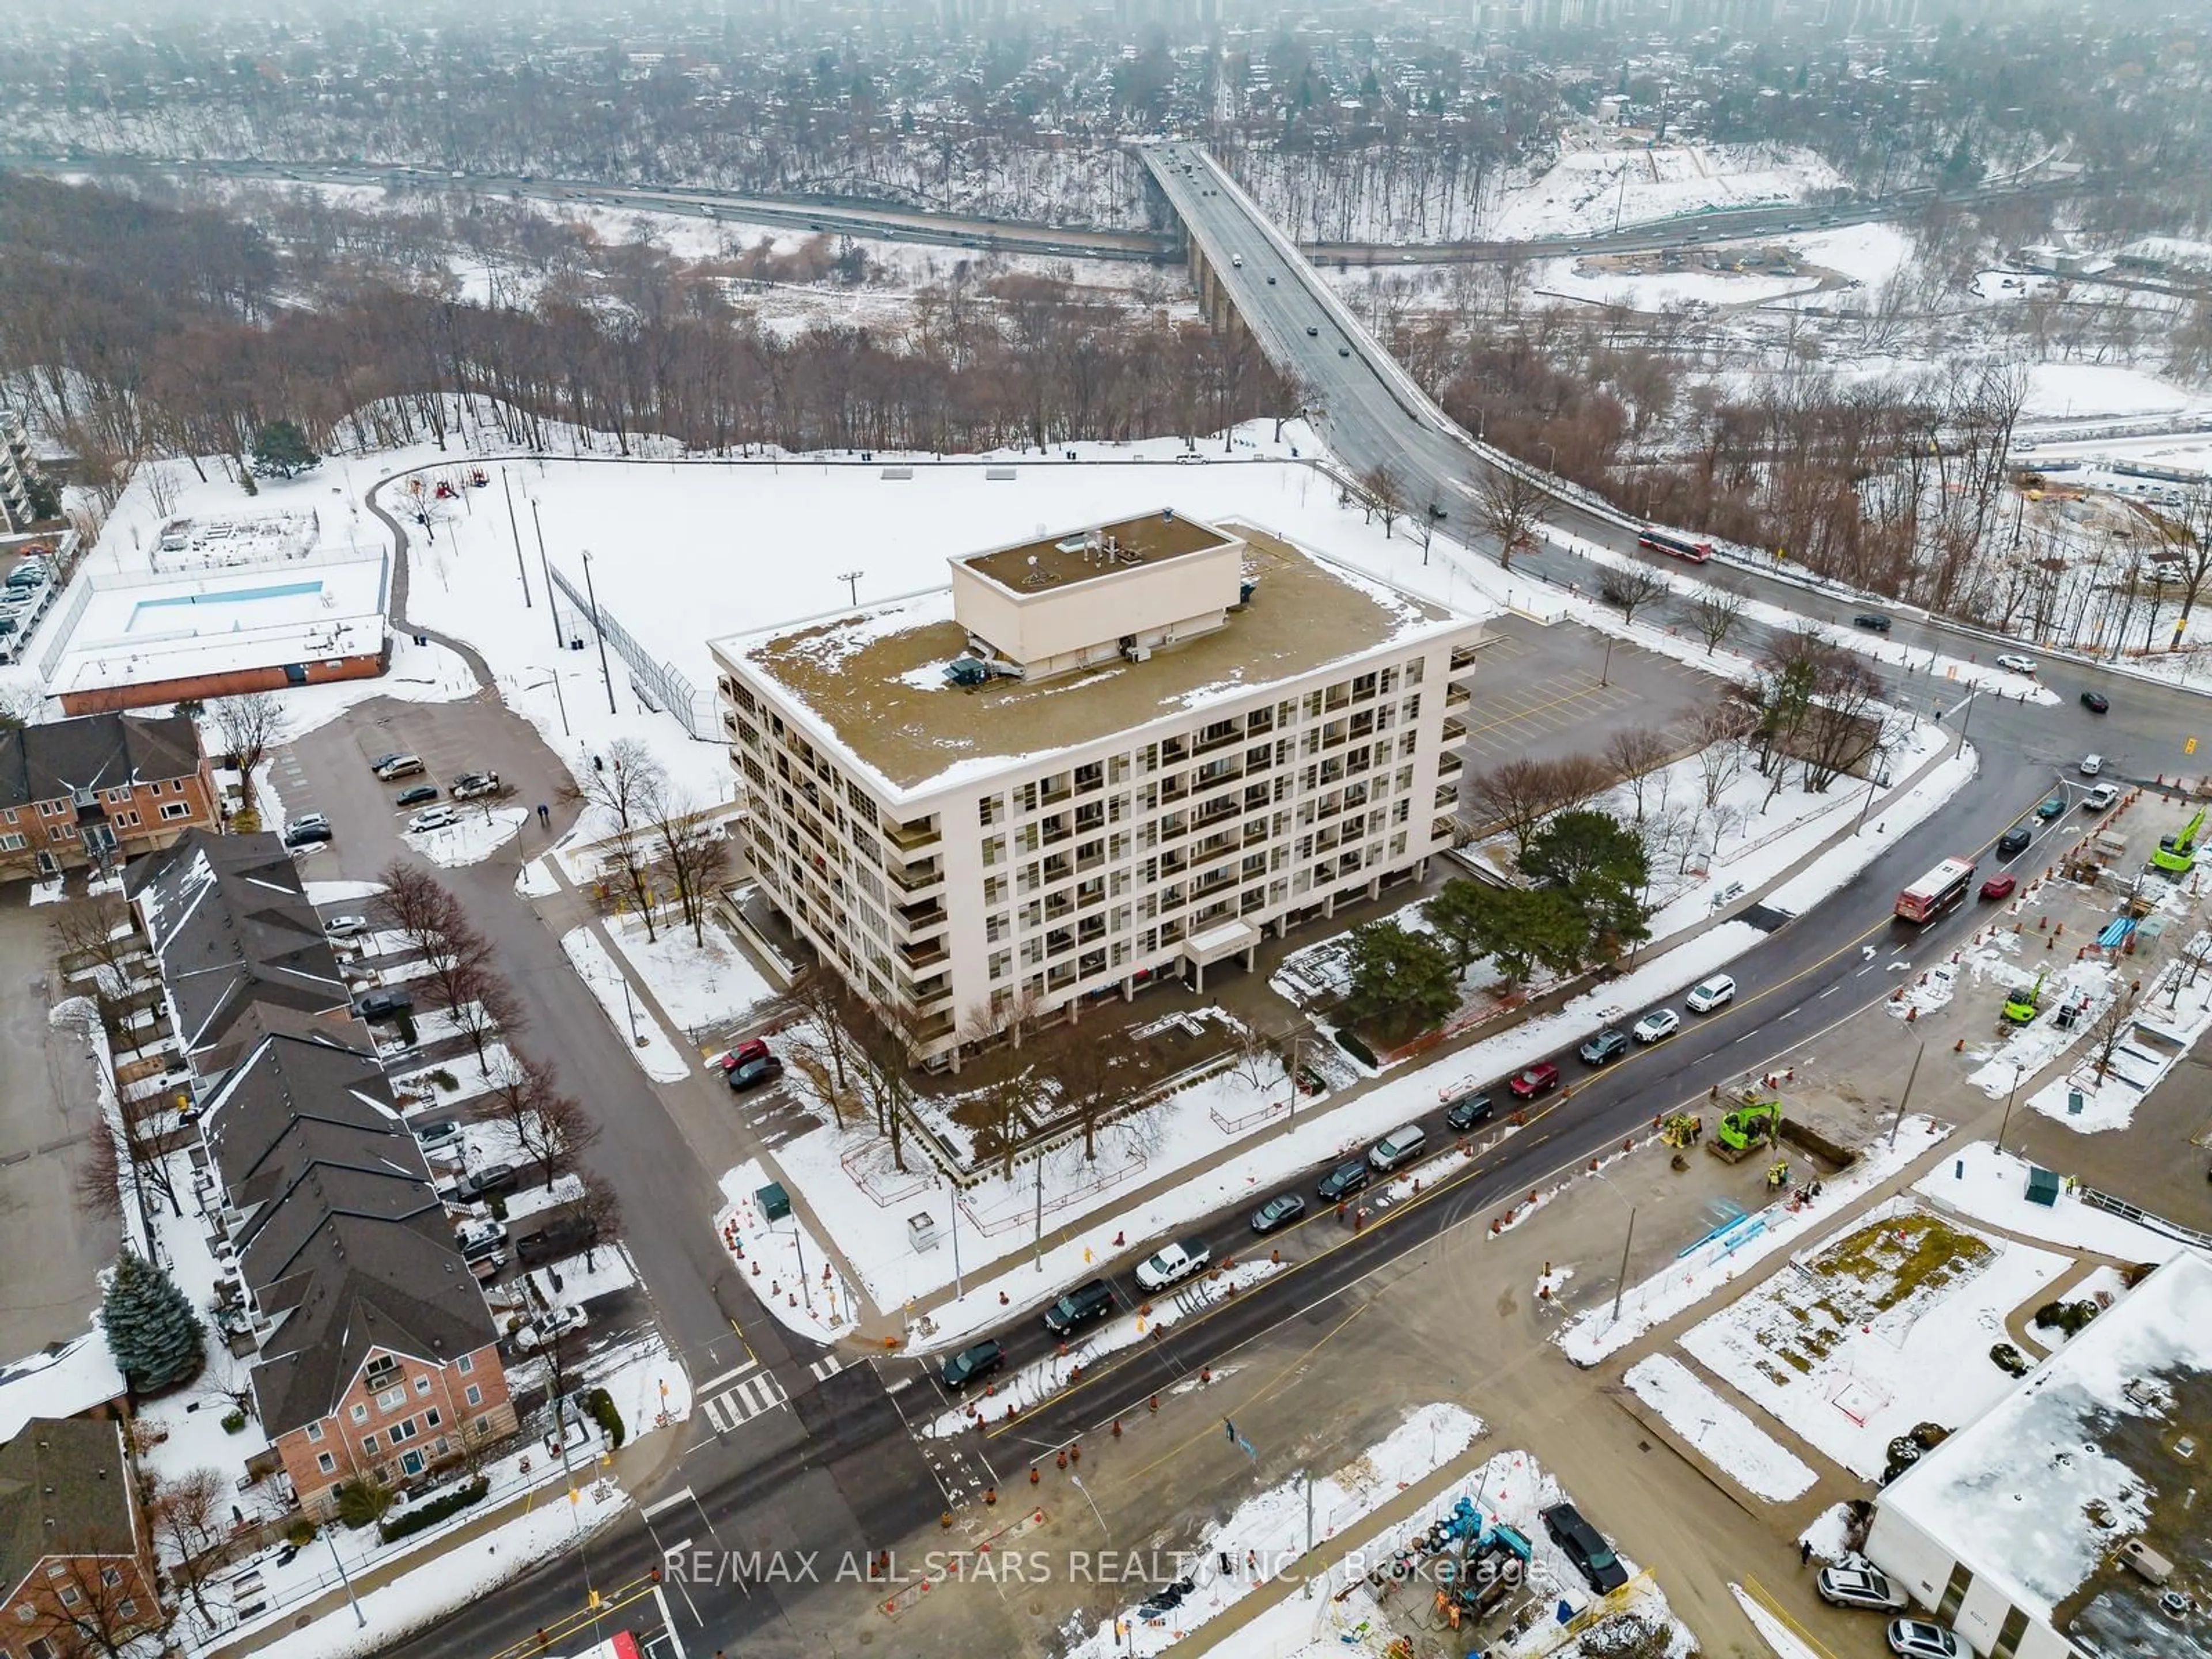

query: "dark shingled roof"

left=198, top=1032, right=497, bottom=1438
left=126, top=830, right=350, bottom=1069
left=0, top=711, right=199, bottom=809
left=0, top=1417, right=139, bottom=1601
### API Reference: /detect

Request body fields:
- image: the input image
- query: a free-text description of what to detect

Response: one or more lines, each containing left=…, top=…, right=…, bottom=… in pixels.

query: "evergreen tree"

left=250, top=419, right=320, bottom=479
left=101, top=1248, right=205, bottom=1394
left=1342, top=921, right=1460, bottom=1043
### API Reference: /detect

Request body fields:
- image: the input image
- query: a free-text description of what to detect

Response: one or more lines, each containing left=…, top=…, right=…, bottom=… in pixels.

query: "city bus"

left=1637, top=525, right=1714, bottom=563
left=562, top=1635, right=642, bottom=1659
left=1895, top=857, right=1976, bottom=923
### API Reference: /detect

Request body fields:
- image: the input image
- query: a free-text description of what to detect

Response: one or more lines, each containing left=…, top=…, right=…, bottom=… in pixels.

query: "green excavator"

left=2153, top=806, right=2207, bottom=875
left=1709, top=1090, right=1784, bottom=1164
left=2002, top=972, right=2046, bottom=1026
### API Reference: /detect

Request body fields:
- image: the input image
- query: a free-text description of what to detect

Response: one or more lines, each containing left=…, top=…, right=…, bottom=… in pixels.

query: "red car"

left=720, top=1037, right=771, bottom=1074
left=1508, top=1062, right=1560, bottom=1100
left=1979, top=874, right=2018, bottom=902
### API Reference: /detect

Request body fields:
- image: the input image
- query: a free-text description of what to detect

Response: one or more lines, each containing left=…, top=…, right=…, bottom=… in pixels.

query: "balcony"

left=1192, top=723, right=1241, bottom=757
left=887, top=858, right=943, bottom=895
left=1445, top=684, right=1472, bottom=711
left=1433, top=815, right=1458, bottom=843
left=1442, top=717, right=1468, bottom=744
left=1450, top=642, right=1482, bottom=673
left=1195, top=796, right=1238, bottom=828
left=1435, top=751, right=1463, bottom=781
left=1434, top=785, right=1459, bottom=809
left=895, top=896, right=948, bottom=934
left=898, top=937, right=949, bottom=971
left=882, top=816, right=940, bottom=852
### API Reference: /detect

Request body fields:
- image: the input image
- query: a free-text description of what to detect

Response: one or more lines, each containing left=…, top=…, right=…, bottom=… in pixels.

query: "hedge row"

left=377, top=1476, right=490, bottom=1544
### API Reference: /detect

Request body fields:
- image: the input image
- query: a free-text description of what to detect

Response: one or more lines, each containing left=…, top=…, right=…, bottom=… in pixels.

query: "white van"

left=1368, top=1124, right=1428, bottom=1173
left=1685, top=974, right=1736, bottom=1014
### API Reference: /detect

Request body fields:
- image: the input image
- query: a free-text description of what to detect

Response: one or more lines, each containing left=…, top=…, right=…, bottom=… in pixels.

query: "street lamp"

left=525, top=672, right=571, bottom=739
left=1589, top=1171, right=1638, bottom=1324
left=1997, top=1060, right=2027, bottom=1155
left=1539, top=440, right=1558, bottom=474
left=580, top=548, right=618, bottom=715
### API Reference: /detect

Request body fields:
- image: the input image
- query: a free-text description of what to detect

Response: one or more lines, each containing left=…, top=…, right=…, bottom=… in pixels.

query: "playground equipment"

left=2153, top=806, right=2206, bottom=875
left=1707, top=1089, right=1783, bottom=1164
left=2002, top=972, right=2046, bottom=1026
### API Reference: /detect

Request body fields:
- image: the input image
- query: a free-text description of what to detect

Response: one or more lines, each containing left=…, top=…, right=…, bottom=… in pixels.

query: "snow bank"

left=1911, top=1142, right=2185, bottom=1263
left=1624, top=1355, right=1816, bottom=1501
left=557, top=926, right=691, bottom=1083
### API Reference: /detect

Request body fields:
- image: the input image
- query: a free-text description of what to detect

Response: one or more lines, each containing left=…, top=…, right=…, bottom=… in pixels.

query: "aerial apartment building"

left=711, top=510, right=1484, bottom=1067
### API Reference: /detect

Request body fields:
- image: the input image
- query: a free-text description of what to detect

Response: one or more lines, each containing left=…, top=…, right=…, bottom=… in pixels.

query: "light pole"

left=581, top=548, right=617, bottom=715
left=500, top=469, right=533, bottom=607
left=323, top=1522, right=367, bottom=1628
left=1997, top=1060, right=2027, bottom=1154
left=1590, top=1171, right=1637, bottom=1324
left=531, top=499, right=561, bottom=650
left=526, top=672, right=571, bottom=739
left=1599, top=636, right=1616, bottom=688
left=836, top=569, right=865, bottom=607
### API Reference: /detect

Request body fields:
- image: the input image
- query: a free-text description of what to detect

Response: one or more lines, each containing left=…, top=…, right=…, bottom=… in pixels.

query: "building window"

left=18, top=1600, right=39, bottom=1620
left=317, top=1451, right=336, bottom=1474
left=159, top=801, right=193, bottom=821
left=362, top=1434, right=378, bottom=1454
left=376, top=1385, right=406, bottom=1412
left=57, top=1587, right=78, bottom=1608
left=99, top=1568, right=122, bottom=1589
left=465, top=1385, right=483, bottom=1407
left=389, top=1418, right=418, bottom=1444
left=107, top=786, right=131, bottom=804
left=349, top=1403, right=368, bottom=1423
left=305, top=1421, right=323, bottom=1442
left=456, top=1354, right=473, bottom=1375
left=117, top=1600, right=138, bottom=1622
left=415, top=1376, right=432, bottom=1394
left=424, top=1408, right=441, bottom=1429
left=115, top=812, right=139, bottom=828
left=0, top=833, right=24, bottom=852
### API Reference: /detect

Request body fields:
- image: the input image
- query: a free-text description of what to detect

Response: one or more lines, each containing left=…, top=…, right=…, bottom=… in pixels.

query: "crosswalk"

left=697, top=1358, right=787, bottom=1434
left=808, top=1354, right=843, bottom=1383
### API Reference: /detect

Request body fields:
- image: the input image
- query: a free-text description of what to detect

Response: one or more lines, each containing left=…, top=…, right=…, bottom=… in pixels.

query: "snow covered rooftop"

left=1876, top=1249, right=2212, bottom=1635
left=719, top=524, right=1472, bottom=800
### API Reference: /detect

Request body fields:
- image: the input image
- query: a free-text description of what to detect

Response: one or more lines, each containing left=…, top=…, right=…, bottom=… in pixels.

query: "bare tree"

left=207, top=694, right=286, bottom=812
left=1599, top=564, right=1671, bottom=625
left=2088, top=979, right=2145, bottom=1084
left=1604, top=726, right=1675, bottom=824
left=1688, top=589, right=1750, bottom=654
left=571, top=1173, right=623, bottom=1271
left=771, top=966, right=863, bottom=1109
left=642, top=781, right=731, bottom=948
left=1361, top=462, right=1405, bottom=539
left=143, top=463, right=184, bottom=522
left=488, top=1051, right=596, bottom=1188
left=1467, top=753, right=1618, bottom=858
left=848, top=998, right=927, bottom=1173
left=448, top=956, right=527, bottom=1074
left=51, top=895, right=142, bottom=1001
left=559, top=736, right=663, bottom=833
left=1471, top=466, right=1554, bottom=571
left=1045, top=1022, right=1124, bottom=1162
left=150, top=1467, right=231, bottom=1627
left=14, top=1546, right=162, bottom=1659
left=1691, top=700, right=1755, bottom=809
left=966, top=1071, right=1029, bottom=1181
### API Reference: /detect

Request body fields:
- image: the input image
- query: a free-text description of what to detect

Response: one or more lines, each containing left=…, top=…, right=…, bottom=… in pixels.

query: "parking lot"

left=1456, top=614, right=1721, bottom=770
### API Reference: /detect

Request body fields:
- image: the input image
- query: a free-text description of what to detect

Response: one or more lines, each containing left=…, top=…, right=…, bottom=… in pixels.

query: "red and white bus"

left=562, top=1635, right=643, bottom=1659
left=1637, top=525, right=1714, bottom=563
left=1895, top=857, right=1976, bottom=923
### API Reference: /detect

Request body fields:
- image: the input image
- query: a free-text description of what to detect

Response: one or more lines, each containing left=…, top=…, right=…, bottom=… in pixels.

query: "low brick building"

left=0, top=1416, right=158, bottom=1659
left=0, top=711, right=215, bottom=881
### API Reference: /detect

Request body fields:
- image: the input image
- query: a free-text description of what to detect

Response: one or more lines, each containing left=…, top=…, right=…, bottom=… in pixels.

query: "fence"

left=2077, top=1186, right=2212, bottom=1250
left=545, top=562, right=717, bottom=739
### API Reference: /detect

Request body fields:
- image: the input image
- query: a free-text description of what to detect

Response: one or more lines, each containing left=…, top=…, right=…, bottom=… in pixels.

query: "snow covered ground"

left=1676, top=1200, right=2070, bottom=1480
left=1911, top=1142, right=2186, bottom=1263
left=1623, top=1354, right=1816, bottom=1502
left=715, top=1159, right=862, bottom=1343
left=1491, top=141, right=1843, bottom=242
left=1558, top=1118, right=1950, bottom=1367
left=403, top=805, right=529, bottom=869
left=602, top=912, right=777, bottom=1040
left=2019, top=944, right=2212, bottom=1133
left=558, top=926, right=691, bottom=1082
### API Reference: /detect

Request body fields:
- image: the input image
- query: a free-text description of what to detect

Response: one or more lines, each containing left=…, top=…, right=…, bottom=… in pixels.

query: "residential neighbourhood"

left=5, top=4, right=2212, bottom=1659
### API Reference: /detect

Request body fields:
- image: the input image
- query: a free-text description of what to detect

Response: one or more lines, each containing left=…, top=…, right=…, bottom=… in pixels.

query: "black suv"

left=1997, top=825, right=2033, bottom=858
left=1317, top=1158, right=1370, bottom=1202
left=1854, top=613, right=1892, bottom=633
left=1444, top=1091, right=1494, bottom=1131
left=1043, top=1278, right=1116, bottom=1336
left=355, top=990, right=414, bottom=1021
left=940, top=1339, right=1005, bottom=1391
left=1542, top=1502, right=1628, bottom=1593
left=516, top=1214, right=596, bottom=1268
left=1578, top=1028, right=1630, bottom=1067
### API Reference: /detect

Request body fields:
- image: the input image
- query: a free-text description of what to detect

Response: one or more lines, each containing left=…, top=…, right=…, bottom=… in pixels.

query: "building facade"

left=0, top=1417, right=158, bottom=1659
left=0, top=712, right=218, bottom=880
left=0, top=414, right=40, bottom=533
left=711, top=512, right=1483, bottom=1066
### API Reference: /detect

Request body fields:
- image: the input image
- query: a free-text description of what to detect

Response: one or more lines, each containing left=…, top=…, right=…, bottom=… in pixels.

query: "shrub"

left=284, top=1519, right=316, bottom=1547
left=427, top=1067, right=460, bottom=1091
left=2032, top=1299, right=2100, bottom=1336
left=334, top=1477, right=395, bottom=1529
left=221, top=1409, right=248, bottom=1434
left=584, top=1386, right=625, bottom=1449
left=487, top=1193, right=509, bottom=1222
left=376, top=1476, right=489, bottom=1544
left=1989, top=1342, right=2029, bottom=1376
left=1334, top=1028, right=1378, bottom=1069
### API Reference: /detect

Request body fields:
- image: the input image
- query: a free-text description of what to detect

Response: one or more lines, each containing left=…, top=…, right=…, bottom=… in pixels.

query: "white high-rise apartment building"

left=711, top=510, right=1485, bottom=1067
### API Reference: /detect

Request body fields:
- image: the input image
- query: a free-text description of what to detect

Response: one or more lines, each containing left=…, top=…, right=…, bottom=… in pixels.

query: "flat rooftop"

left=725, top=525, right=1471, bottom=800
left=959, top=510, right=1235, bottom=595
left=1879, top=1249, right=2212, bottom=1637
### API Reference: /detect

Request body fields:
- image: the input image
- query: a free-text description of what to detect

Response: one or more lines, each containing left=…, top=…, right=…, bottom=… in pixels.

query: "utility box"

left=756, top=1181, right=791, bottom=1224
left=907, top=1211, right=940, bottom=1253
left=2025, top=1167, right=2062, bottom=1208
left=2120, top=1538, right=2173, bottom=1585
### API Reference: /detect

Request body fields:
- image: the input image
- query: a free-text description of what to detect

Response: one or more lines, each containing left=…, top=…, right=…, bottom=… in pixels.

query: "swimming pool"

left=126, top=579, right=325, bottom=634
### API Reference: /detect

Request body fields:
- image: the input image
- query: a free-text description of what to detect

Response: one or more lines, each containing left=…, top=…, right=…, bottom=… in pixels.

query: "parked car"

left=516, top=1214, right=596, bottom=1268
left=367, top=752, right=405, bottom=774
left=721, top=1038, right=771, bottom=1074
left=450, top=771, right=501, bottom=800
left=355, top=989, right=414, bottom=1021
left=2080, top=690, right=2109, bottom=714
left=1508, top=1062, right=1560, bottom=1100
left=1249, top=1192, right=1306, bottom=1234
left=1316, top=1158, right=1370, bottom=1202
left=1134, top=1238, right=1211, bottom=1291
left=455, top=1219, right=507, bottom=1263
left=1853, top=613, right=1892, bottom=633
left=940, top=1339, right=1005, bottom=1391
left=1979, top=873, right=2018, bottom=902
left=408, top=806, right=460, bottom=833
left=1816, top=1567, right=1907, bottom=1611
left=1043, top=1278, right=1116, bottom=1336
left=1541, top=1503, right=1628, bottom=1594
left=1997, top=825, right=2033, bottom=858
left=452, top=1162, right=518, bottom=1203
left=514, top=1304, right=588, bottom=1350
left=2036, top=794, right=2067, bottom=820
left=1368, top=1124, right=1428, bottom=1172
left=413, top=1119, right=463, bottom=1152
left=1578, top=1028, right=1630, bottom=1066
left=1442, top=1090, right=1494, bottom=1132
left=2084, top=783, right=2119, bottom=811
left=395, top=783, right=440, bottom=807
left=1995, top=653, right=2039, bottom=675
left=1685, top=974, right=1736, bottom=1014
left=324, top=913, right=369, bottom=938
left=283, top=814, right=332, bottom=847
left=1631, top=1008, right=1680, bottom=1044
left=725, top=1052, right=785, bottom=1092
left=374, top=753, right=426, bottom=780
left=1306, top=325, right=1320, bottom=337
left=1886, top=1620, right=1963, bottom=1659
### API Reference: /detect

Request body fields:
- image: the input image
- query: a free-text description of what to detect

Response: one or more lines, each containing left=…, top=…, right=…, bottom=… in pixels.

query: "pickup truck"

left=1134, top=1238, right=1211, bottom=1292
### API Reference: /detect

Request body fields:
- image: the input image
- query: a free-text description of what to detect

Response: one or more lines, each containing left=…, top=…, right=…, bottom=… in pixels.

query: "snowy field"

left=715, top=1159, right=863, bottom=1343
left=1912, top=1142, right=2186, bottom=1264
left=1676, top=1200, right=2070, bottom=1480
left=603, top=911, right=778, bottom=1040
left=559, top=926, right=691, bottom=1082
left=1491, top=141, right=1843, bottom=241
left=1623, top=1354, right=1816, bottom=1502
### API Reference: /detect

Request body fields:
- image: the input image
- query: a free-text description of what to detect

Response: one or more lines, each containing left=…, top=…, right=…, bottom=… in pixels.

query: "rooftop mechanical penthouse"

left=711, top=510, right=1488, bottom=1068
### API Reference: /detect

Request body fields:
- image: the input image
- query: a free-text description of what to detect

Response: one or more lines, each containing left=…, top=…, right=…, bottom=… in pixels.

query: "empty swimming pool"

left=126, top=579, right=325, bottom=633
